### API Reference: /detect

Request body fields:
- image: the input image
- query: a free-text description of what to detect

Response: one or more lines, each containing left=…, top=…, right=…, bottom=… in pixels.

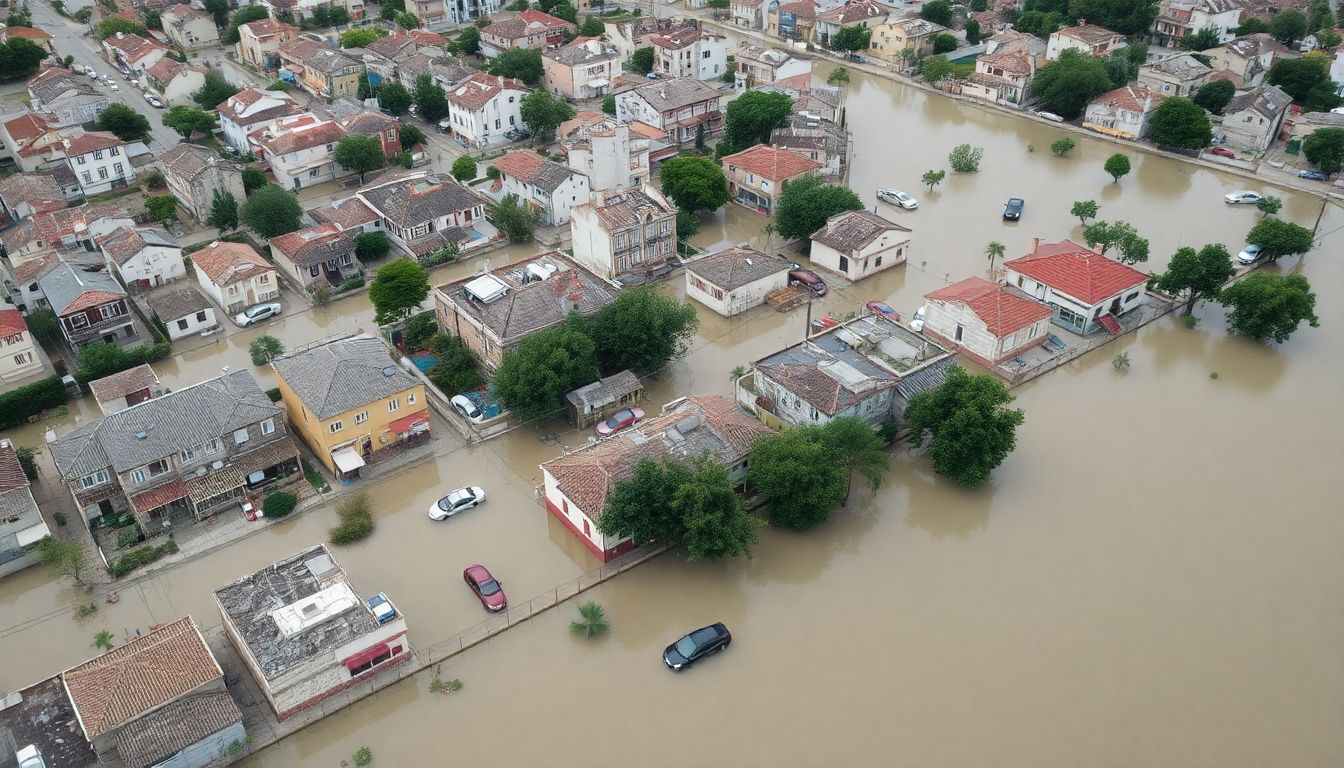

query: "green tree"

left=1219, top=273, right=1319, bottom=342
left=832, top=24, right=872, bottom=52
left=717, top=89, right=792, bottom=157
left=426, top=333, right=483, bottom=394
left=985, top=240, right=1005, bottom=272
left=1245, top=217, right=1313, bottom=260
left=249, top=335, right=284, bottom=365
left=577, top=16, right=605, bottom=36
left=1192, top=78, right=1235, bottom=114
left=922, top=169, right=945, bottom=191
left=675, top=459, right=761, bottom=561
left=659, top=155, right=729, bottom=212
left=827, top=66, right=850, bottom=85
left=192, top=69, right=238, bottom=109
left=1103, top=50, right=1130, bottom=87
left=931, top=32, right=958, bottom=54
left=570, top=601, right=610, bottom=638
left=747, top=428, right=847, bottom=530
left=1082, top=220, right=1149, bottom=263
left=161, top=106, right=214, bottom=139
left=920, top=54, right=955, bottom=83
left=1070, top=199, right=1099, bottom=224
left=396, top=10, right=420, bottom=27
left=489, top=47, right=544, bottom=85
left=601, top=94, right=616, bottom=115
left=355, top=232, right=390, bottom=263
left=203, top=0, right=229, bottom=25
left=413, top=74, right=450, bottom=122
left=400, top=124, right=426, bottom=149
left=675, top=208, right=699, bottom=240
left=519, top=89, right=577, bottom=140
left=223, top=5, right=269, bottom=44
left=588, top=287, right=699, bottom=374
left=1180, top=26, right=1221, bottom=50
left=94, top=103, right=150, bottom=142
left=1257, top=195, right=1283, bottom=216
left=1104, top=152, right=1131, bottom=182
left=1270, top=8, right=1308, bottom=45
left=242, top=167, right=267, bottom=194
left=774, top=176, right=864, bottom=241
left=207, top=190, right=238, bottom=231
left=1067, top=0, right=1159, bottom=35
left=551, top=1, right=578, bottom=21
left=379, top=81, right=413, bottom=115
left=95, top=17, right=148, bottom=39
left=451, top=155, right=477, bottom=182
left=1316, top=29, right=1342, bottom=49
left=1148, top=97, right=1212, bottom=149
left=334, top=135, right=385, bottom=183
left=625, top=46, right=654, bottom=74
left=1013, top=9, right=1065, bottom=36
left=819, top=416, right=890, bottom=503
left=145, top=194, right=177, bottom=223
left=695, top=122, right=706, bottom=150
left=490, top=193, right=540, bottom=243
left=1050, top=137, right=1077, bottom=156
left=1266, top=56, right=1330, bottom=103
left=341, top=27, right=386, bottom=47
left=1303, top=78, right=1342, bottom=113
left=369, top=259, right=430, bottom=325
left=36, top=536, right=85, bottom=586
left=24, top=309, right=59, bottom=347
left=1308, top=0, right=1333, bottom=32
left=263, top=491, right=296, bottom=518
left=964, top=17, right=982, bottom=44
left=241, top=184, right=303, bottom=237
left=1236, top=17, right=1269, bottom=35
left=920, top=0, right=953, bottom=25
left=904, top=367, right=1024, bottom=487
left=1030, top=48, right=1114, bottom=119
left=92, top=630, right=115, bottom=651
left=598, top=457, right=693, bottom=544
left=493, top=322, right=599, bottom=421
left=1302, top=126, right=1344, bottom=172
left=948, top=143, right=983, bottom=172
left=1155, top=243, right=1235, bottom=315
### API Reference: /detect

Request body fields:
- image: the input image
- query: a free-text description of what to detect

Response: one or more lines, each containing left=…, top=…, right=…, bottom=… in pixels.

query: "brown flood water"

left=0, top=63, right=1340, bottom=766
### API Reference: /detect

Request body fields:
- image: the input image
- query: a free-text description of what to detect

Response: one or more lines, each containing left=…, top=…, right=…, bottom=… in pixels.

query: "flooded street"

left=3, top=62, right=1342, bottom=766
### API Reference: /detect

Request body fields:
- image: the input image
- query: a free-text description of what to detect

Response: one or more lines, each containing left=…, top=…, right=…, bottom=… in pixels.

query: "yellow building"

left=271, top=334, right=430, bottom=480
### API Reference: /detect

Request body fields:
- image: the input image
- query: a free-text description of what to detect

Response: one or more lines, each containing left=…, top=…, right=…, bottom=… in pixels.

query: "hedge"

left=265, top=387, right=282, bottom=402
left=74, top=340, right=171, bottom=385
left=0, top=376, right=68, bottom=430
left=263, top=491, right=298, bottom=518
left=108, top=539, right=178, bottom=578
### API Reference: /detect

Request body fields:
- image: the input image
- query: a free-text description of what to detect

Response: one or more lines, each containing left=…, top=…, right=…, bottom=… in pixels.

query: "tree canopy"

left=1148, top=96, right=1212, bottom=149
left=519, top=89, right=576, bottom=140
left=379, top=81, right=413, bottom=115
left=242, top=167, right=267, bottom=194
left=718, top=89, right=793, bottom=157
left=1245, top=218, right=1314, bottom=260
left=207, top=190, right=238, bottom=231
left=1103, top=152, right=1131, bottom=182
left=223, top=5, right=269, bottom=44
left=369, top=259, right=431, bottom=326
left=95, top=104, right=150, bottom=142
left=747, top=427, right=848, bottom=530
left=1067, top=0, right=1160, bottom=35
left=241, top=184, right=303, bottom=238
left=0, top=38, right=48, bottom=80
left=334, top=135, right=386, bottom=182
left=451, top=155, right=477, bottom=182
left=774, top=176, right=864, bottom=241
left=490, top=193, right=540, bottom=243
left=819, top=416, right=890, bottom=503
left=1270, top=8, right=1308, bottom=45
left=1180, top=27, right=1221, bottom=51
left=921, top=0, right=953, bottom=25
left=489, top=48, right=544, bottom=85
left=1082, top=220, right=1149, bottom=263
left=659, top=155, right=729, bottom=212
left=1154, top=243, right=1235, bottom=315
left=904, top=367, right=1025, bottom=487
left=493, top=321, right=600, bottom=421
left=1218, top=273, right=1319, bottom=342
left=413, top=74, right=450, bottom=122
left=341, top=27, right=387, bottom=47
left=192, top=69, right=238, bottom=109
left=587, top=287, right=699, bottom=374
left=1071, top=199, right=1099, bottom=224
left=1030, top=49, right=1114, bottom=119
left=1267, top=57, right=1333, bottom=104
left=931, top=32, right=959, bottom=54
left=95, top=17, right=148, bottom=39
left=161, top=106, right=214, bottom=139
left=626, top=46, right=655, bottom=74
left=831, top=24, right=872, bottom=52
left=1303, top=126, right=1344, bottom=173
left=1193, top=78, right=1236, bottom=114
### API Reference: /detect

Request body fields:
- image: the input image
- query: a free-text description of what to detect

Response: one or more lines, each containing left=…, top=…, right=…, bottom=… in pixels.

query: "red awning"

left=342, top=642, right=390, bottom=671
left=389, top=410, right=430, bottom=434
left=129, top=479, right=189, bottom=514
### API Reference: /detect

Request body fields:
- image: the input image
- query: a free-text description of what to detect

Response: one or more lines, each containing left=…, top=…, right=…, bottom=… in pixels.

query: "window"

left=407, top=391, right=416, bottom=405
left=81, top=171, right=92, bottom=183
left=98, top=167, right=108, bottom=180
left=77, top=155, right=86, bottom=165
left=77, top=469, right=111, bottom=489
left=69, top=314, right=89, bottom=328
left=310, top=265, right=321, bottom=277
left=261, top=418, right=275, bottom=435
left=13, top=353, right=29, bottom=365
left=195, top=311, right=207, bottom=322
left=113, top=163, right=123, bottom=175
left=234, top=428, right=250, bottom=445
left=100, top=304, right=121, bottom=319
left=1124, top=291, right=1140, bottom=302
left=180, top=445, right=198, bottom=462
left=703, top=50, right=711, bottom=58
left=177, top=318, right=189, bottom=330
left=329, top=421, right=343, bottom=433
left=131, top=468, right=147, bottom=484
left=109, top=146, right=119, bottom=156
left=309, top=168, right=321, bottom=178
left=93, top=149, right=103, bottom=160
left=387, top=398, right=399, bottom=412
left=354, top=411, right=368, bottom=425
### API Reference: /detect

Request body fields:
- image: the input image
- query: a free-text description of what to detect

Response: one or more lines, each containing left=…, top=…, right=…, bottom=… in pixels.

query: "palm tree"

left=985, top=241, right=1006, bottom=275
left=820, top=416, right=891, bottom=504
left=570, top=601, right=610, bottom=639
left=729, top=365, right=749, bottom=382
left=92, top=630, right=115, bottom=651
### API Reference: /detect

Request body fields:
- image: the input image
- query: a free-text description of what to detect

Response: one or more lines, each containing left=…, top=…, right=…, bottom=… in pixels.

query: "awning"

left=129, top=479, right=189, bottom=515
left=332, top=447, right=366, bottom=474
left=16, top=522, right=50, bottom=547
left=342, top=642, right=389, bottom=671
left=587, top=78, right=610, bottom=88
left=389, top=410, right=430, bottom=435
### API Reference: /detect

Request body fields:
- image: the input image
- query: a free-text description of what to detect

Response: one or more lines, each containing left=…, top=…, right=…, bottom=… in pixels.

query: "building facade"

left=0, top=438, right=49, bottom=578
left=97, top=226, right=184, bottom=290
left=685, top=246, right=791, bottom=317
left=543, top=38, right=620, bottom=99
left=191, top=240, right=281, bottom=315
left=444, top=73, right=529, bottom=148
left=560, top=114, right=651, bottom=192
left=808, top=209, right=910, bottom=281
left=0, top=310, right=44, bottom=383
left=160, top=143, right=247, bottom=224
left=1083, top=83, right=1166, bottom=139
left=721, top=144, right=820, bottom=214
left=922, top=276, right=1054, bottom=368
left=1003, top=239, right=1150, bottom=335
left=269, top=224, right=361, bottom=293
left=615, top=78, right=724, bottom=147
left=160, top=5, right=220, bottom=50
left=568, top=186, right=678, bottom=283
left=62, top=132, right=134, bottom=196
left=492, top=149, right=592, bottom=226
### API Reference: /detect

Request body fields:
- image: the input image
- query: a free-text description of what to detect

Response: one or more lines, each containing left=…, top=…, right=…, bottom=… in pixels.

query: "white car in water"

left=1236, top=244, right=1263, bottom=264
left=876, top=188, right=918, bottom=209
left=428, top=486, right=486, bottom=520
left=1224, top=190, right=1263, bottom=205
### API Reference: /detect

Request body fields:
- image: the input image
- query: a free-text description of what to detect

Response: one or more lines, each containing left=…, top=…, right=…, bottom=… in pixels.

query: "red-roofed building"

left=0, top=112, right=65, bottom=171
left=1003, top=239, right=1150, bottom=335
left=480, top=9, right=573, bottom=57
left=444, top=73, right=529, bottom=148
left=237, top=18, right=300, bottom=72
left=922, top=276, right=1054, bottom=367
left=0, top=309, right=45, bottom=382
left=0, top=26, right=53, bottom=52
left=491, top=149, right=590, bottom=225
left=101, top=32, right=169, bottom=74
left=257, top=117, right=349, bottom=190
left=1083, top=83, right=1166, bottom=139
left=62, top=132, right=135, bottom=196
left=651, top=24, right=727, bottom=81
left=721, top=144, right=820, bottom=214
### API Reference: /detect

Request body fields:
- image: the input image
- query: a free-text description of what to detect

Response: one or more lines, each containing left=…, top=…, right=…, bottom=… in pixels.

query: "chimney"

left=1031, top=237, right=1040, bottom=252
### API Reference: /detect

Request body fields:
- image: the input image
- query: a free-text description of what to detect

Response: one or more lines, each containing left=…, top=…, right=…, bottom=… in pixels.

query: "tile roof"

left=239, top=18, right=299, bottom=37
left=585, top=186, right=676, bottom=230
left=335, top=110, right=399, bottom=137
left=103, top=32, right=168, bottom=62
left=1143, top=51, right=1212, bottom=78
left=309, top=195, right=381, bottom=229
left=628, top=78, right=722, bottom=112
left=61, top=616, right=222, bottom=741
left=160, top=142, right=239, bottom=183
left=0, top=171, right=66, bottom=214
left=651, top=25, right=717, bottom=50
left=146, top=57, right=187, bottom=84
left=1053, top=22, right=1123, bottom=45
left=34, top=203, right=132, bottom=243
left=809, top=209, right=908, bottom=252
left=0, top=26, right=51, bottom=41
left=27, top=68, right=100, bottom=103
left=191, top=241, right=273, bottom=286
left=216, top=88, right=300, bottom=123
left=356, top=172, right=486, bottom=227
left=37, top=261, right=125, bottom=316
left=542, top=395, right=772, bottom=518
left=162, top=4, right=214, bottom=25
left=446, top=72, right=527, bottom=111
left=686, top=245, right=790, bottom=290
left=925, top=276, right=1053, bottom=337
left=978, top=46, right=1033, bottom=75
left=439, top=252, right=618, bottom=345
left=11, top=252, right=57, bottom=284
left=1219, top=32, right=1289, bottom=58
left=1004, top=239, right=1149, bottom=305
left=87, top=363, right=160, bottom=403
left=278, top=36, right=325, bottom=63
left=1088, top=83, right=1165, bottom=113
left=271, top=334, right=419, bottom=420
left=113, top=691, right=242, bottom=768
left=484, top=9, right=572, bottom=39
left=565, top=369, right=642, bottom=411
left=493, top=149, right=577, bottom=192
left=260, top=120, right=344, bottom=156
left=145, top=287, right=210, bottom=321
left=98, top=226, right=178, bottom=266
left=270, top=224, right=355, bottom=268
left=3, top=111, right=57, bottom=144
left=774, top=0, right=818, bottom=19
left=0, top=307, right=28, bottom=338
left=722, top=144, right=820, bottom=182
left=50, top=370, right=281, bottom=477
left=62, top=131, right=126, bottom=156
left=1225, top=84, right=1291, bottom=119
left=816, top=0, right=888, bottom=24
left=305, top=48, right=362, bottom=76
left=546, top=37, right=619, bottom=65
left=0, top=438, right=29, bottom=493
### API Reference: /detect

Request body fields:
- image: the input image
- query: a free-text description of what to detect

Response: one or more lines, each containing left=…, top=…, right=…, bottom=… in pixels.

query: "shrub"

left=263, top=491, right=297, bottom=519
left=115, top=525, right=145, bottom=549
left=74, top=341, right=171, bottom=385
left=312, top=287, right=332, bottom=306
left=355, top=232, right=390, bottom=263
left=15, top=446, right=37, bottom=480
left=249, top=335, right=284, bottom=366
left=330, top=492, right=375, bottom=545
left=0, top=376, right=67, bottom=429
left=354, top=747, right=373, bottom=767
left=403, top=311, right=438, bottom=352
left=265, top=387, right=282, bottom=402
left=108, top=539, right=178, bottom=577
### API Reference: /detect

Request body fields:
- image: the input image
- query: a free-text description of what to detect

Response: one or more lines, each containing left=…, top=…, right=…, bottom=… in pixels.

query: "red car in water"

left=595, top=406, right=645, bottom=437
left=1210, top=147, right=1236, bottom=158
left=463, top=564, right=507, bottom=612
left=788, top=268, right=829, bottom=297
left=865, top=301, right=900, bottom=322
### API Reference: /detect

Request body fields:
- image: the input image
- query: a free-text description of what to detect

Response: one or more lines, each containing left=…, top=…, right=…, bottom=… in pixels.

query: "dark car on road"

left=1003, top=197, right=1024, bottom=220
left=1299, top=169, right=1328, bottom=181
left=788, top=268, right=828, bottom=297
left=663, top=623, right=731, bottom=671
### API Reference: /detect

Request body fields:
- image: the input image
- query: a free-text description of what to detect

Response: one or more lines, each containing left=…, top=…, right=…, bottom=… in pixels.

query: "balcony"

left=65, top=312, right=140, bottom=346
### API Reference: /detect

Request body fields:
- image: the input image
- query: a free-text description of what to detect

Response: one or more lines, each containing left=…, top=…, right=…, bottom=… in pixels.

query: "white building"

left=160, top=4, right=220, bottom=50
left=568, top=186, right=677, bottom=283
left=1003, top=238, right=1149, bottom=336
left=921, top=276, right=1054, bottom=369
left=615, top=78, right=724, bottom=147
left=1152, top=0, right=1242, bottom=46
left=0, top=438, right=50, bottom=577
left=0, top=309, right=45, bottom=384
left=191, top=240, right=281, bottom=315
left=355, top=172, right=493, bottom=257
left=560, top=113, right=651, bottom=193
left=734, top=45, right=813, bottom=92
left=98, top=226, right=184, bottom=290
left=1083, top=83, right=1166, bottom=139
left=652, top=25, right=729, bottom=81
left=808, top=210, right=910, bottom=282
left=146, top=287, right=218, bottom=341
left=257, top=116, right=348, bottom=191
left=542, top=38, right=620, bottom=99
left=491, top=149, right=591, bottom=226
left=444, top=73, right=528, bottom=149
left=62, top=132, right=135, bottom=196
left=218, top=88, right=302, bottom=153
left=685, top=246, right=791, bottom=317
left=1045, top=22, right=1127, bottom=61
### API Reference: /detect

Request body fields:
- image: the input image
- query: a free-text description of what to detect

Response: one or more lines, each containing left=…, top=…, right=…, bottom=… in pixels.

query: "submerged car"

left=429, top=486, right=486, bottom=520
left=876, top=188, right=918, bottom=209
left=596, top=407, right=645, bottom=437
left=1035, top=111, right=1065, bottom=123
left=1236, top=244, right=1264, bottom=264
left=1003, top=197, right=1024, bottom=220
left=450, top=394, right=484, bottom=423
left=865, top=300, right=900, bottom=322
left=663, top=623, right=732, bottom=671
left=234, top=302, right=281, bottom=326
left=1224, top=190, right=1263, bottom=204
left=463, top=564, right=507, bottom=612
left=789, top=268, right=828, bottom=297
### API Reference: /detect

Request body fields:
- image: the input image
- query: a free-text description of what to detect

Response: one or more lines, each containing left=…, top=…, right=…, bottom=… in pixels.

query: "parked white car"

left=1224, top=191, right=1263, bottom=205
left=1236, top=244, right=1263, bottom=264
left=428, top=486, right=486, bottom=520
left=450, top=394, right=485, bottom=423
left=876, top=188, right=918, bottom=209
left=234, top=302, right=281, bottom=326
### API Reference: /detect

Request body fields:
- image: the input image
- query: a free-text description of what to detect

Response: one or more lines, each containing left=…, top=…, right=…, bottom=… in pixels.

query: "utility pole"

left=1310, top=195, right=1329, bottom=242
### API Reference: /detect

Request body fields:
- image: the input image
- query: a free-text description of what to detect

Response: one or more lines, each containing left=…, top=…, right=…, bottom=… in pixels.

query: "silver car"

left=234, top=302, right=281, bottom=326
left=428, top=486, right=486, bottom=520
left=876, top=188, right=918, bottom=209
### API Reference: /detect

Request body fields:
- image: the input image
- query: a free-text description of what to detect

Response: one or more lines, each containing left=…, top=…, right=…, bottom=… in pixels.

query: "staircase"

left=1096, top=313, right=1122, bottom=335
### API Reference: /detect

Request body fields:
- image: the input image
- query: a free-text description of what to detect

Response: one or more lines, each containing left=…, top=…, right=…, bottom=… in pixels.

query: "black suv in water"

left=663, top=623, right=731, bottom=671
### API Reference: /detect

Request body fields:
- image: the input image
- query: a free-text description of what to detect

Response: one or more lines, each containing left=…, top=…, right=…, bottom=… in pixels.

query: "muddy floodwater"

left=2, top=63, right=1341, bottom=767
